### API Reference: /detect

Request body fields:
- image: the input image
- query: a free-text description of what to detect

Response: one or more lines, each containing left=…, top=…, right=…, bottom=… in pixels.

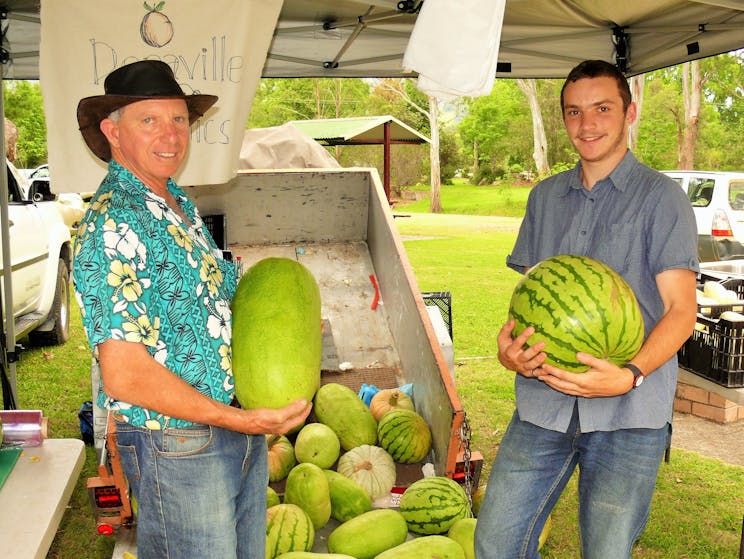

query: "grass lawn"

left=6, top=183, right=743, bottom=558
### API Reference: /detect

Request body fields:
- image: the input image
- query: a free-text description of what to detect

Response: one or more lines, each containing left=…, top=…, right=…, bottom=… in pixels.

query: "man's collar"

left=558, top=151, right=639, bottom=196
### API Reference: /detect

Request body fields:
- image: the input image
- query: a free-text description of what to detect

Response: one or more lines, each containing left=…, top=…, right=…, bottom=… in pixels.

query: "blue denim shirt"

left=506, top=151, right=699, bottom=432
left=73, top=161, right=238, bottom=429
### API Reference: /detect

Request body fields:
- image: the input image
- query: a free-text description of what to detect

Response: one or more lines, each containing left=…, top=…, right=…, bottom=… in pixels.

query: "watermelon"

left=313, top=383, right=377, bottom=450
left=323, top=469, right=372, bottom=522
left=374, top=535, right=466, bottom=559
left=377, top=409, right=432, bottom=464
left=284, top=462, right=331, bottom=530
left=327, top=509, right=409, bottom=559
left=447, top=518, right=477, bottom=559
left=232, top=257, right=321, bottom=409
left=508, top=254, right=644, bottom=373
left=266, top=504, right=314, bottom=558
left=399, top=476, right=471, bottom=535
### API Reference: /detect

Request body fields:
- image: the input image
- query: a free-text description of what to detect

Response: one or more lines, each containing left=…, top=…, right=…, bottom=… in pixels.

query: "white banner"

left=40, top=0, right=282, bottom=192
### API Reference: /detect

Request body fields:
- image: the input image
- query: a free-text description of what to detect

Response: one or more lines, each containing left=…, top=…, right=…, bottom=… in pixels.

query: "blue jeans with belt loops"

left=474, top=407, right=670, bottom=559
left=115, top=420, right=268, bottom=559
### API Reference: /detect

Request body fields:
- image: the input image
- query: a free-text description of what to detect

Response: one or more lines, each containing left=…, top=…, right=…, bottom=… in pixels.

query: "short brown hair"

left=560, top=60, right=632, bottom=113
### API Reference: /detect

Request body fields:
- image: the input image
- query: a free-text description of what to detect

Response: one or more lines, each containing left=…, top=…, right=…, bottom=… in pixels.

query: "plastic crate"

left=697, top=275, right=744, bottom=318
left=678, top=314, right=744, bottom=388
left=422, top=291, right=452, bottom=341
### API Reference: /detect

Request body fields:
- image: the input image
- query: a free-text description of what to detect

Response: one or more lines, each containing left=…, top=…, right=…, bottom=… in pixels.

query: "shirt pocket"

left=594, top=222, right=636, bottom=275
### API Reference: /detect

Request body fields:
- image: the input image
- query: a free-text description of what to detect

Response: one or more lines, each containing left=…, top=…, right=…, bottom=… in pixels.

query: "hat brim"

left=77, top=94, right=218, bottom=161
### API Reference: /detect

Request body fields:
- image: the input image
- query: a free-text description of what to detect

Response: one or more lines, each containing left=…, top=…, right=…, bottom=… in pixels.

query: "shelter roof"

left=288, top=115, right=429, bottom=146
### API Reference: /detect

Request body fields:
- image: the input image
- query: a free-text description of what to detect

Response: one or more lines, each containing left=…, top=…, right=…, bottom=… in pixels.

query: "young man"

left=73, top=60, right=312, bottom=559
left=474, top=60, right=699, bottom=558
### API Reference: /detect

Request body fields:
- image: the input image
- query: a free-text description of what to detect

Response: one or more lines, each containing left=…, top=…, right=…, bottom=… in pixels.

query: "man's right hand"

left=239, top=399, right=313, bottom=435
left=497, top=319, right=547, bottom=378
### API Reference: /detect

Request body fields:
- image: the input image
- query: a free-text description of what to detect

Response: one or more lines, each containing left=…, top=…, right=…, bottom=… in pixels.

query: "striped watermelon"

left=266, top=504, right=314, bottom=558
left=377, top=409, right=432, bottom=464
left=398, top=476, right=470, bottom=535
left=508, top=254, right=644, bottom=373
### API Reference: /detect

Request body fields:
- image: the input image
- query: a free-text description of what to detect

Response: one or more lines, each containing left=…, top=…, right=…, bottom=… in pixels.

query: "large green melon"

left=232, top=257, right=321, bottom=409
left=508, top=254, right=644, bottom=373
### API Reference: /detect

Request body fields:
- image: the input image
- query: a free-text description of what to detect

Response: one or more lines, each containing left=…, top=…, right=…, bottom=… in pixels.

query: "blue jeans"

left=115, top=421, right=268, bottom=559
left=474, top=407, right=670, bottom=559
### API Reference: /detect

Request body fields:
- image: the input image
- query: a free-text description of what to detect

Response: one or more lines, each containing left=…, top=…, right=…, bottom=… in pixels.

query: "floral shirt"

left=73, top=161, right=237, bottom=429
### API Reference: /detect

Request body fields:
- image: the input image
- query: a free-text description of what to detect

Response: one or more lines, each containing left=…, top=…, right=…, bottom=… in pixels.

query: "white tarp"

left=402, top=0, right=506, bottom=101
left=39, top=0, right=282, bottom=191
left=239, top=124, right=340, bottom=169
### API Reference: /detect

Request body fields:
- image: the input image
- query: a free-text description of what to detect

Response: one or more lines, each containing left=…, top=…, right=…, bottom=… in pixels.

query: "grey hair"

left=107, top=108, right=123, bottom=122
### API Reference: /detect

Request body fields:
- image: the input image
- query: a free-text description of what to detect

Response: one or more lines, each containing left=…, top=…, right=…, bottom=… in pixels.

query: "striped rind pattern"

left=509, top=254, right=644, bottom=373
left=266, top=504, right=314, bottom=557
left=377, top=409, right=432, bottom=464
left=399, top=477, right=471, bottom=535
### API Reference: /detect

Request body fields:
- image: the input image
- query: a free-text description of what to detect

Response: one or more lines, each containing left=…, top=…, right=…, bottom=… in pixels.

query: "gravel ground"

left=671, top=411, right=744, bottom=467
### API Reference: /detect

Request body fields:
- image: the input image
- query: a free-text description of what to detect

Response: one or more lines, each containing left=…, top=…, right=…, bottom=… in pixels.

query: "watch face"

left=633, top=374, right=644, bottom=388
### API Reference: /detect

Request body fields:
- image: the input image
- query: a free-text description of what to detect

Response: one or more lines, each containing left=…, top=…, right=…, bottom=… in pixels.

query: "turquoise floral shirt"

left=73, top=161, right=237, bottom=429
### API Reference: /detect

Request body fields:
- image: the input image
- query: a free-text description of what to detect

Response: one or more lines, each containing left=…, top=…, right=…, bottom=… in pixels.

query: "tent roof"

left=288, top=115, right=429, bottom=146
left=4, top=1, right=744, bottom=80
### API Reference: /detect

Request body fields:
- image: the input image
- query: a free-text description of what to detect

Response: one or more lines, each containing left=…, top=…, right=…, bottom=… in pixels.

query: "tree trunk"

left=516, top=78, right=549, bottom=176
left=679, top=60, right=702, bottom=169
left=473, top=140, right=479, bottom=177
left=429, top=96, right=442, bottom=213
left=629, top=74, right=645, bottom=151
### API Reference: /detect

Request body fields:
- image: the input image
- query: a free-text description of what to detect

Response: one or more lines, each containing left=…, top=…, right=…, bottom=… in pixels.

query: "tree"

left=516, top=78, right=549, bottom=175
left=678, top=60, right=702, bottom=169
left=3, top=81, right=47, bottom=167
left=629, top=74, right=645, bottom=151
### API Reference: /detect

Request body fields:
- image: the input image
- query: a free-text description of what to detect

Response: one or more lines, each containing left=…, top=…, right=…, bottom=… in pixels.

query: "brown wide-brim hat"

left=77, top=60, right=218, bottom=161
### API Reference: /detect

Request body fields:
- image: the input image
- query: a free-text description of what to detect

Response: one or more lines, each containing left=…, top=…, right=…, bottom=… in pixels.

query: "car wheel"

left=29, top=258, right=70, bottom=346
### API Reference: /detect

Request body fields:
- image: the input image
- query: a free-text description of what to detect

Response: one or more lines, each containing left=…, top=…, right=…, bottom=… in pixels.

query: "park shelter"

left=289, top=116, right=430, bottom=200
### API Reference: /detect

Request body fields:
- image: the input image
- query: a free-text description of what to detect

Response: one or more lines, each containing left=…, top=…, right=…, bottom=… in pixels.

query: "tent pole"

left=0, top=59, right=18, bottom=407
left=383, top=120, right=391, bottom=202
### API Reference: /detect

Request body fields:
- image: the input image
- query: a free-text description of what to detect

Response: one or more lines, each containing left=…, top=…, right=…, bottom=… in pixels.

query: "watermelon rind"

left=508, top=254, right=644, bottom=373
left=398, top=476, right=471, bottom=535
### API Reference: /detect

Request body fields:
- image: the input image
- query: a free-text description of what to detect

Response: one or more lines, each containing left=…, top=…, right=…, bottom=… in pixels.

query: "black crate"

left=678, top=314, right=744, bottom=388
left=422, top=291, right=452, bottom=341
left=203, top=214, right=226, bottom=250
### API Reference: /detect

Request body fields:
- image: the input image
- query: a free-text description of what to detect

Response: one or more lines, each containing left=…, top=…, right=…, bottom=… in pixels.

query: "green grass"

left=395, top=178, right=533, bottom=217
left=5, top=182, right=744, bottom=558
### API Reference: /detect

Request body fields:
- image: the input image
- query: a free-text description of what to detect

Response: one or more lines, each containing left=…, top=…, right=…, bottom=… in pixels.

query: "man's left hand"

left=534, top=352, right=634, bottom=397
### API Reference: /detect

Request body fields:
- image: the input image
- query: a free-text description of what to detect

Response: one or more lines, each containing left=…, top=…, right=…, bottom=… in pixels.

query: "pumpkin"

left=267, top=434, right=296, bottom=482
left=369, top=388, right=415, bottom=422
left=336, top=444, right=396, bottom=500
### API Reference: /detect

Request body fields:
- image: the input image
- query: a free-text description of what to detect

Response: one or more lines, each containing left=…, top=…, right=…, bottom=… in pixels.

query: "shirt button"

left=580, top=231, right=586, bottom=236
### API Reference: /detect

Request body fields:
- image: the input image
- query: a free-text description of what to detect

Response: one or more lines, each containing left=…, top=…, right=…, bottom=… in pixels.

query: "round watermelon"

left=398, top=476, right=470, bottom=535
left=265, top=503, right=314, bottom=558
left=377, top=409, right=432, bottom=464
left=508, top=254, right=644, bottom=373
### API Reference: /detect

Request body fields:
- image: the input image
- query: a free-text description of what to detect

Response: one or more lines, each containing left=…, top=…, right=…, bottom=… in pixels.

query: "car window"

left=688, top=177, right=715, bottom=207
left=729, top=180, right=744, bottom=210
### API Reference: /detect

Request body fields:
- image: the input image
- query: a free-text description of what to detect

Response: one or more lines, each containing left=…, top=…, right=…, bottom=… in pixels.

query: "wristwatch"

left=623, top=363, right=644, bottom=389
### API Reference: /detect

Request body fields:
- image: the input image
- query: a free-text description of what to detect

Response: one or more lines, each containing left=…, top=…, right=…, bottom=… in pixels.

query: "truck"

left=1, top=159, right=72, bottom=349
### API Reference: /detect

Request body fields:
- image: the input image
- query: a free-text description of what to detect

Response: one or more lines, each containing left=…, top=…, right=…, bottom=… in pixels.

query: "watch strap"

left=623, top=363, right=644, bottom=388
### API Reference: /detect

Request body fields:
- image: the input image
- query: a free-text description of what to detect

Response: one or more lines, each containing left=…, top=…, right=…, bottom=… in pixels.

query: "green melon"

left=266, top=504, right=314, bottom=559
left=275, top=554, right=356, bottom=559
left=267, top=485, right=281, bottom=508
left=327, top=509, right=408, bottom=559
left=508, top=254, right=644, bottom=373
left=377, top=408, right=432, bottom=464
left=313, top=383, right=377, bottom=450
left=284, top=462, right=331, bottom=530
left=399, top=476, right=471, bottom=535
left=232, top=257, right=321, bottom=409
left=374, top=535, right=466, bottom=559
left=323, top=469, right=372, bottom=522
left=447, top=518, right=477, bottom=559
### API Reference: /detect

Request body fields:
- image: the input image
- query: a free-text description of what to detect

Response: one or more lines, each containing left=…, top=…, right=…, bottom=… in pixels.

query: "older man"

left=74, top=60, right=311, bottom=559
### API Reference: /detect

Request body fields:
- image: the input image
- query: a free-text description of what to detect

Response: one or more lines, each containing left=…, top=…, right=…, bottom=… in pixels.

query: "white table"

left=0, top=439, right=85, bottom=559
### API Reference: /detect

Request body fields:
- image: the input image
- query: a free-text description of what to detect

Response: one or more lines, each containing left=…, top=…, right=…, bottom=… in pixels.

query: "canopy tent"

left=4, top=1, right=744, bottom=81
left=288, top=116, right=429, bottom=200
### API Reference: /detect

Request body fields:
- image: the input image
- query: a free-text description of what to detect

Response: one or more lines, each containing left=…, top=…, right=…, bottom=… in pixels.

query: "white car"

left=662, top=170, right=744, bottom=262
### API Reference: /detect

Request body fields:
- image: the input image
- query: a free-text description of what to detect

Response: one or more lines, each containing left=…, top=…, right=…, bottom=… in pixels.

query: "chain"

left=459, top=411, right=474, bottom=515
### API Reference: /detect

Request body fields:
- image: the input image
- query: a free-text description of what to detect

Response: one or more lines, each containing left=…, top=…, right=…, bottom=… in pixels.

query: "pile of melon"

left=264, top=382, right=480, bottom=559
left=230, top=257, right=533, bottom=557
